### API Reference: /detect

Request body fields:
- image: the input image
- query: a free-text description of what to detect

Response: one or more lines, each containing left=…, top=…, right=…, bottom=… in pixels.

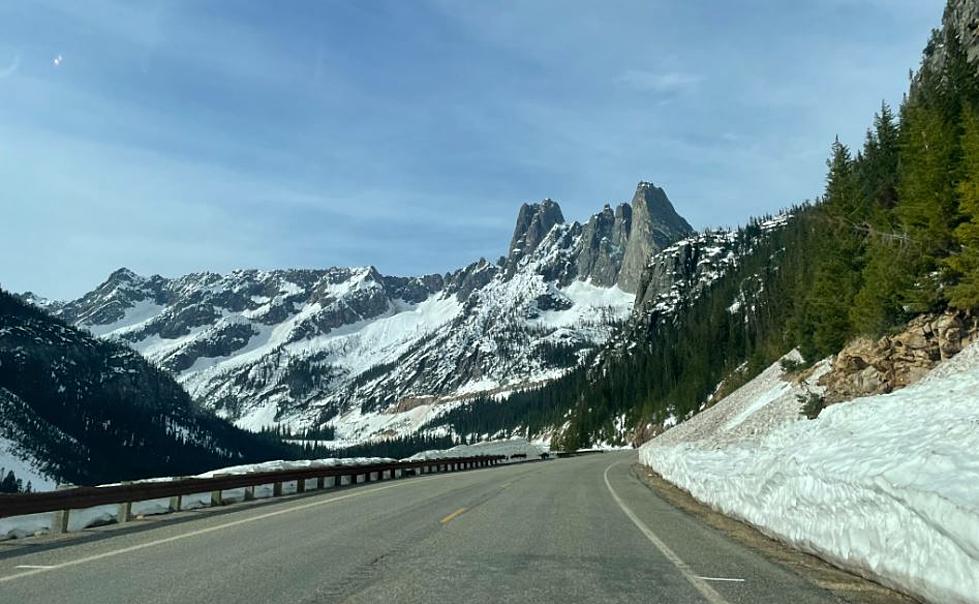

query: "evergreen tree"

left=947, top=104, right=979, bottom=309
left=0, top=470, right=17, bottom=494
left=895, top=95, right=959, bottom=312
left=851, top=103, right=911, bottom=335
left=804, top=139, right=864, bottom=357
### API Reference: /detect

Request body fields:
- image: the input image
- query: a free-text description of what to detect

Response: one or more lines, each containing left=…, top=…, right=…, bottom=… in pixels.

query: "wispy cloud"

left=616, top=69, right=703, bottom=94
left=0, top=0, right=944, bottom=298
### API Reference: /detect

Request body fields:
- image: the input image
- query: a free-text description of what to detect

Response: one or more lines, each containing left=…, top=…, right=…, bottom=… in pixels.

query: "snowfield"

left=0, top=439, right=542, bottom=541
left=408, top=437, right=545, bottom=461
left=641, top=346, right=979, bottom=604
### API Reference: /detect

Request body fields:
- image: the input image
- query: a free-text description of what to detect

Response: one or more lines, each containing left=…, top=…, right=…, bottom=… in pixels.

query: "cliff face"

left=618, top=182, right=694, bottom=292
left=921, top=0, right=979, bottom=82
left=574, top=203, right=632, bottom=288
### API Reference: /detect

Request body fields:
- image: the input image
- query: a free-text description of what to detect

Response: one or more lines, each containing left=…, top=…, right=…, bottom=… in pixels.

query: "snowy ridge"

left=39, top=184, right=694, bottom=442
left=641, top=346, right=979, bottom=604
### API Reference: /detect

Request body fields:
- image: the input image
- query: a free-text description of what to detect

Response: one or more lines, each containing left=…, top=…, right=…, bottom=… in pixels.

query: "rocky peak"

left=508, top=199, right=565, bottom=261
left=617, top=181, right=694, bottom=293
left=106, top=267, right=141, bottom=284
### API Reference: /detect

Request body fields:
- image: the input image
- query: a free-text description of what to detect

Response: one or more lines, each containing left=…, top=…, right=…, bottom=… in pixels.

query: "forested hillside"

left=0, top=290, right=292, bottom=486
left=567, top=19, right=979, bottom=447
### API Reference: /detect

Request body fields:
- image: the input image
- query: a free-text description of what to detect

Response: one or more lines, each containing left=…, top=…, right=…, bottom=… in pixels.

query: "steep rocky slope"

left=37, top=182, right=694, bottom=442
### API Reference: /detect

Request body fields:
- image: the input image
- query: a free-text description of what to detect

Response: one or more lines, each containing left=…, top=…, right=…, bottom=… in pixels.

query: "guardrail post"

left=334, top=475, right=342, bottom=487
left=118, top=481, right=133, bottom=523
left=316, top=476, right=325, bottom=489
left=118, top=500, right=133, bottom=523
left=243, top=486, right=255, bottom=501
left=169, top=478, right=187, bottom=511
left=50, top=484, right=74, bottom=534
left=211, top=489, right=223, bottom=507
left=296, top=479, right=306, bottom=494
left=273, top=482, right=283, bottom=497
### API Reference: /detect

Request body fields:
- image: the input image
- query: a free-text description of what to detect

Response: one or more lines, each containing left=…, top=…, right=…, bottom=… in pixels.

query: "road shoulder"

left=630, top=463, right=918, bottom=604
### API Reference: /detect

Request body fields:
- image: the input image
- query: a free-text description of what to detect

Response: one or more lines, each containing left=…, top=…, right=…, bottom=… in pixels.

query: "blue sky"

left=0, top=0, right=943, bottom=299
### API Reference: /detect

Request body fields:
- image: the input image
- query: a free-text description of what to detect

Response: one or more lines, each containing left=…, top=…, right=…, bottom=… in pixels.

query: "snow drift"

left=641, top=346, right=979, bottom=604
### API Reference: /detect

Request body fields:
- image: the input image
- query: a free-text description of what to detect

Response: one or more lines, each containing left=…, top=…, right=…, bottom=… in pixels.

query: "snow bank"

left=641, top=347, right=979, bottom=604
left=407, top=437, right=545, bottom=462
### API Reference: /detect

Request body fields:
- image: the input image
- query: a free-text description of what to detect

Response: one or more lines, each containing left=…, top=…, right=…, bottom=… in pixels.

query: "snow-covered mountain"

left=39, top=182, right=694, bottom=442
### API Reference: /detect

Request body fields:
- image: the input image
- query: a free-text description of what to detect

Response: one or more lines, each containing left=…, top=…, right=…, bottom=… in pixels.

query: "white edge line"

left=698, top=576, right=746, bottom=583
left=603, top=461, right=731, bottom=604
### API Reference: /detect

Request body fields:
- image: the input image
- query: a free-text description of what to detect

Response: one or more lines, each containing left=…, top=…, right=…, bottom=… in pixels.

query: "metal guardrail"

left=0, top=455, right=506, bottom=532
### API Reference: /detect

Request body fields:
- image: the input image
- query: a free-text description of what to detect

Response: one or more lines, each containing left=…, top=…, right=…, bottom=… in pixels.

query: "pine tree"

left=0, top=470, right=17, bottom=494
left=851, top=103, right=911, bottom=335
left=895, top=95, right=959, bottom=312
left=947, top=104, right=979, bottom=309
left=805, top=139, right=864, bottom=356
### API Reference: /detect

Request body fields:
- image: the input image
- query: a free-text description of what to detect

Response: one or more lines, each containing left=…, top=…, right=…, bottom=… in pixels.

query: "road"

left=0, top=452, right=844, bottom=603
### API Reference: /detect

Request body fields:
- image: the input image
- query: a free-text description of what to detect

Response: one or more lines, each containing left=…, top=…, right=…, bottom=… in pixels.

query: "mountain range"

left=18, top=182, right=704, bottom=446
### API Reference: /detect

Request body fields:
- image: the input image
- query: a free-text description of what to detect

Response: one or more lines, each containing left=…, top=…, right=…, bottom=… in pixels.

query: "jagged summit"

left=618, top=181, right=695, bottom=292
left=508, top=199, right=565, bottom=260
left=107, top=266, right=141, bottom=281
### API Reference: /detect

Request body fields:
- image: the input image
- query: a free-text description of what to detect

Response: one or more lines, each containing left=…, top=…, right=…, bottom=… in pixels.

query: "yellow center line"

left=439, top=507, right=467, bottom=525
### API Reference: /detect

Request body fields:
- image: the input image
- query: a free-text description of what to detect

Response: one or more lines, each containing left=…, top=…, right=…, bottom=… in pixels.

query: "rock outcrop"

left=820, top=311, right=979, bottom=403
left=574, top=204, right=632, bottom=288
left=618, top=182, right=694, bottom=292
left=923, top=0, right=979, bottom=76
left=508, top=199, right=565, bottom=260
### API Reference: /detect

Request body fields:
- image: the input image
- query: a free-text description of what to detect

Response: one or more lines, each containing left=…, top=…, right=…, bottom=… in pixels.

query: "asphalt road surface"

left=0, top=452, right=845, bottom=603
